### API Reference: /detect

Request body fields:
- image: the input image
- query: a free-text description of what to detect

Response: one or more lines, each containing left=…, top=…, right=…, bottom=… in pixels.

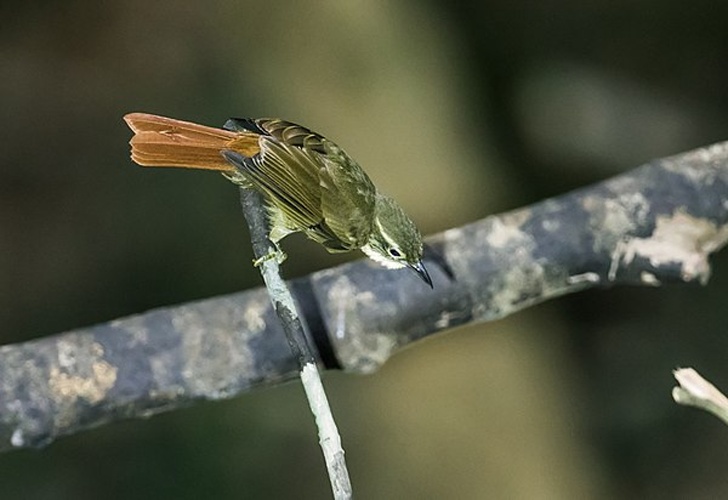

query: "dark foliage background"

left=2, top=1, right=728, bottom=498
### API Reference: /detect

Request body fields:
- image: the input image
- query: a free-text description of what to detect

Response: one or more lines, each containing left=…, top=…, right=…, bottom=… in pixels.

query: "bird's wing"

left=317, top=142, right=376, bottom=249
left=225, top=119, right=376, bottom=250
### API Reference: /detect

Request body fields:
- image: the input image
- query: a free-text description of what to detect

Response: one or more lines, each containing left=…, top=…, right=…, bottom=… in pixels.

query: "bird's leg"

left=251, top=221, right=293, bottom=267
left=253, top=242, right=287, bottom=267
left=253, top=225, right=290, bottom=267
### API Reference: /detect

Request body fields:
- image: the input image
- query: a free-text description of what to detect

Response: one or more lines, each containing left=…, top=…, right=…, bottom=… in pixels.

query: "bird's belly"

left=266, top=202, right=357, bottom=253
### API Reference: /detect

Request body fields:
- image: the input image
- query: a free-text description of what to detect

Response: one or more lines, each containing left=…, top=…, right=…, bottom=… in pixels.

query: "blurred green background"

left=2, top=1, right=728, bottom=498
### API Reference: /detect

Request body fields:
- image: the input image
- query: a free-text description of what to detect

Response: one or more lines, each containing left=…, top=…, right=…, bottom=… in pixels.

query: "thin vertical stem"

left=238, top=186, right=352, bottom=500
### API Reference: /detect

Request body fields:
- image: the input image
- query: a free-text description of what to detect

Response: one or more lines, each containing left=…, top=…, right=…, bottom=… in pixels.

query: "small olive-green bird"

left=123, top=113, right=432, bottom=287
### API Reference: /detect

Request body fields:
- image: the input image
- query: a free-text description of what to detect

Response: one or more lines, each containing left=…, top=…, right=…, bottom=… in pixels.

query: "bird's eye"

left=388, top=247, right=402, bottom=258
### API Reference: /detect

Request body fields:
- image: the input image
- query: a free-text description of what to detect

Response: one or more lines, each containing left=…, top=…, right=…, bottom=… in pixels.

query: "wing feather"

left=225, top=119, right=377, bottom=250
left=318, top=148, right=376, bottom=248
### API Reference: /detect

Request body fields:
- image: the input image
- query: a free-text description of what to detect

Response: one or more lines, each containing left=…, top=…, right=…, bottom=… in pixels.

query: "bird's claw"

left=253, top=248, right=287, bottom=267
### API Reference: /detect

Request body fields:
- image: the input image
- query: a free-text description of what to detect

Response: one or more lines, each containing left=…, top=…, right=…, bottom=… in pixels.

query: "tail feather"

left=123, top=113, right=261, bottom=172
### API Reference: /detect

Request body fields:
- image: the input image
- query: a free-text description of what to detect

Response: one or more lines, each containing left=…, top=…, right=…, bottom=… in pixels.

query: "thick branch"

left=1, top=141, right=727, bottom=452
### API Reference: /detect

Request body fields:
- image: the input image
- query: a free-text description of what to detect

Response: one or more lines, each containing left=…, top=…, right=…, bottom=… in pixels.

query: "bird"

left=123, top=112, right=432, bottom=287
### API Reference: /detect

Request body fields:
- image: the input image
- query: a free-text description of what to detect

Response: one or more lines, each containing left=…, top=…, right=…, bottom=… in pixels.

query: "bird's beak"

left=409, top=260, right=433, bottom=288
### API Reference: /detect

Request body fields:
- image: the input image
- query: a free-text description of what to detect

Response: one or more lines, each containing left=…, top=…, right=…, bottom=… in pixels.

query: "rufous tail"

left=123, top=113, right=261, bottom=172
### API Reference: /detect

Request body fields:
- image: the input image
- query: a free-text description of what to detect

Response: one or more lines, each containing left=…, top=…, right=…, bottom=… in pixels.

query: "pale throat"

left=361, top=216, right=407, bottom=269
left=361, top=243, right=405, bottom=269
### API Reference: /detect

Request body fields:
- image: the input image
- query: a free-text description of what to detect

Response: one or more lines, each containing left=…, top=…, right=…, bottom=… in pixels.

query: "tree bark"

left=1, top=141, right=726, bottom=452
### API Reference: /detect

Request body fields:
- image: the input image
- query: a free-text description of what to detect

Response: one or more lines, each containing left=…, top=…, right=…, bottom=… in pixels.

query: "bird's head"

left=362, top=194, right=432, bottom=287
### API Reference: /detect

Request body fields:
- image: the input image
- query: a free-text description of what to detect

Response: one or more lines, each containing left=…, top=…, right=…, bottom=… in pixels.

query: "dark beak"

left=409, top=260, right=433, bottom=288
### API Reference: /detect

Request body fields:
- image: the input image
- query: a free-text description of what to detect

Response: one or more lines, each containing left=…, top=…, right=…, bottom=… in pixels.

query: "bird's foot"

left=253, top=248, right=287, bottom=267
